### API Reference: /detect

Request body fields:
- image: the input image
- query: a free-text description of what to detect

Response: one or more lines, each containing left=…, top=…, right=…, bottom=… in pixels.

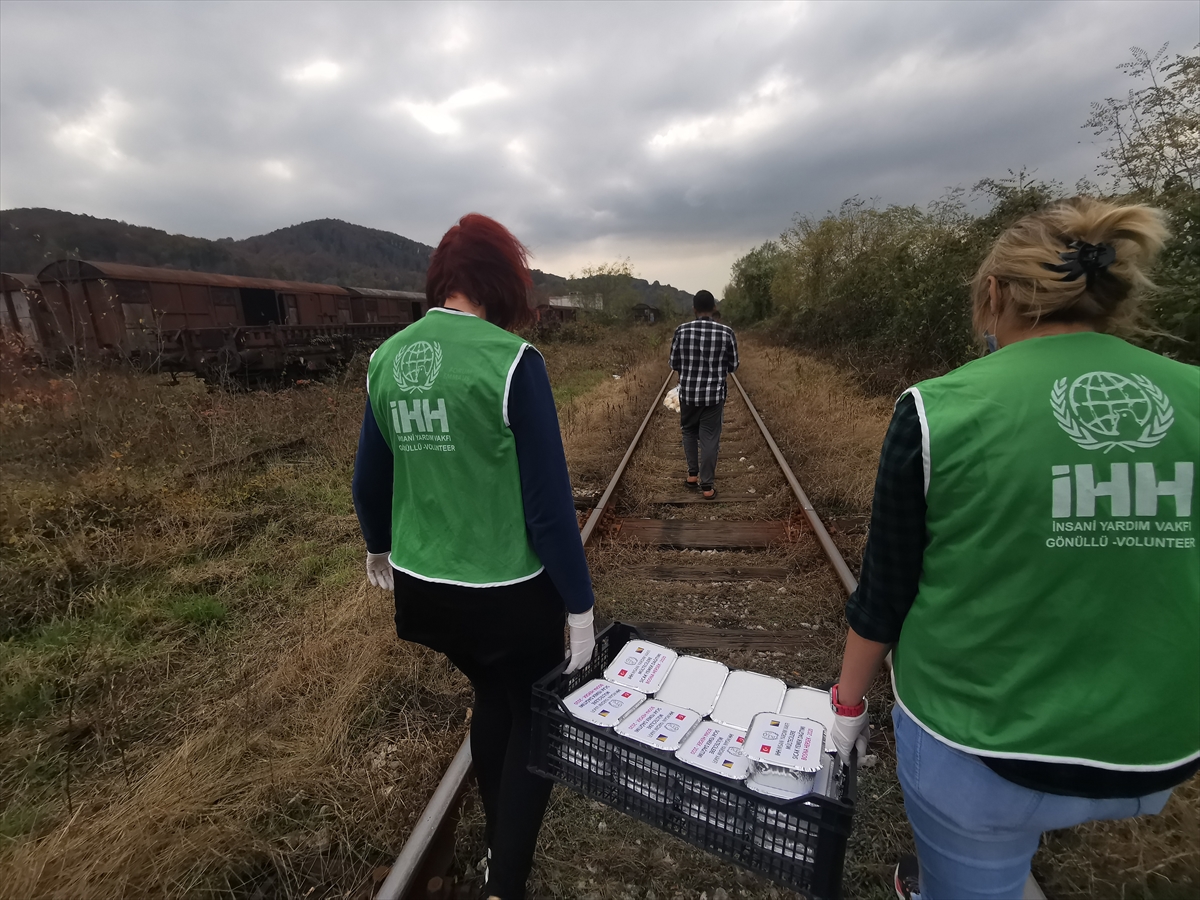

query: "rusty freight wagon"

left=1, top=272, right=56, bottom=360
left=343, top=286, right=427, bottom=325
left=32, top=260, right=426, bottom=381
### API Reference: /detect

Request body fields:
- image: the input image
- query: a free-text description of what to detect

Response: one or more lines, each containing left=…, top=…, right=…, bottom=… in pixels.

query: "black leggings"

left=394, top=570, right=566, bottom=900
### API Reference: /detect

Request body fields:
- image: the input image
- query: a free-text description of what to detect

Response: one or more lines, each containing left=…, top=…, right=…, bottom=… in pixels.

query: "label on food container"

left=708, top=670, right=787, bottom=731
left=780, top=687, right=836, bottom=753
left=563, top=679, right=646, bottom=728
left=746, top=714, right=826, bottom=773
left=675, top=722, right=750, bottom=780
left=614, top=699, right=702, bottom=752
left=604, top=641, right=678, bottom=694
left=655, top=656, right=729, bottom=717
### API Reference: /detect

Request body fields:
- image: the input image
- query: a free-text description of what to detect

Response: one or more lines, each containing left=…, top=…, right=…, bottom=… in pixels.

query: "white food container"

left=559, top=739, right=611, bottom=777
left=614, top=699, right=703, bottom=753
left=751, top=806, right=817, bottom=863
left=655, top=656, right=729, bottom=716
left=745, top=752, right=834, bottom=800
left=604, top=640, right=678, bottom=695
left=562, top=679, right=647, bottom=728
left=746, top=714, right=826, bottom=788
left=674, top=722, right=750, bottom=780
left=622, top=754, right=674, bottom=803
left=780, top=686, right=836, bottom=754
left=709, top=670, right=787, bottom=730
left=681, top=783, right=749, bottom=827
left=746, top=768, right=816, bottom=799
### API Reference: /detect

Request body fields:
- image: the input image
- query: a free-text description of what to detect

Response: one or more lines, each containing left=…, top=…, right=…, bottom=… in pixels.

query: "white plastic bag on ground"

left=663, top=386, right=680, bottom=412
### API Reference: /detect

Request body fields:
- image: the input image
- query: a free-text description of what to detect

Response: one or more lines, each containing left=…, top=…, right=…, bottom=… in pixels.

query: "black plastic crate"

left=530, top=622, right=857, bottom=900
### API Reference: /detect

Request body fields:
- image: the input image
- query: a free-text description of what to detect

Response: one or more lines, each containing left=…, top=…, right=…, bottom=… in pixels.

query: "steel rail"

left=579, top=371, right=676, bottom=545
left=378, top=370, right=675, bottom=900
left=375, top=738, right=473, bottom=900
left=730, top=372, right=858, bottom=597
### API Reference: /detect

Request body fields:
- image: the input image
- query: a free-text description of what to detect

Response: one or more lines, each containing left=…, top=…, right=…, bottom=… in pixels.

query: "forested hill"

left=233, top=219, right=433, bottom=290
left=0, top=209, right=435, bottom=291
left=0, top=208, right=692, bottom=309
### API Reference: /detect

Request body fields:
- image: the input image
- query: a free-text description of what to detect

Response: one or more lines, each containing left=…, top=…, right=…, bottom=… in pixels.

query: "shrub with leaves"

left=725, top=44, right=1199, bottom=377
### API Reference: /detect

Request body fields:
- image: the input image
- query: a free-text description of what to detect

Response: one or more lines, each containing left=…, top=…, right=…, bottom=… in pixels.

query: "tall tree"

left=1086, top=44, right=1199, bottom=195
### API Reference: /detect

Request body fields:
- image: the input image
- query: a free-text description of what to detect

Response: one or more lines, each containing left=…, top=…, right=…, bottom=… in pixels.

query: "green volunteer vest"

left=366, top=307, right=544, bottom=587
left=893, top=332, right=1199, bottom=769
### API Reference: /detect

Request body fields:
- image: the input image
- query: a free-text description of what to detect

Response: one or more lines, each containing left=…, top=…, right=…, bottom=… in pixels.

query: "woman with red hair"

left=353, top=214, right=596, bottom=899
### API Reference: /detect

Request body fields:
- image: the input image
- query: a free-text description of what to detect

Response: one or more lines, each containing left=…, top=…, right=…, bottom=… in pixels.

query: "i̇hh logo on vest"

left=387, top=340, right=453, bottom=451
left=1046, top=371, right=1193, bottom=549
left=1051, top=371, right=1174, bottom=452
left=393, top=340, right=443, bottom=393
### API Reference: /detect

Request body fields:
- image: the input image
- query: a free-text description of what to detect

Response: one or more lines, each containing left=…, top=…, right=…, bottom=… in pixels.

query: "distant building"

left=547, top=293, right=603, bottom=311
left=629, top=303, right=660, bottom=324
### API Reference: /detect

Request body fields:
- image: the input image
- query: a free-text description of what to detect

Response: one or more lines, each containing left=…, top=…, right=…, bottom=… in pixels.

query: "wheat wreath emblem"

left=1051, top=373, right=1174, bottom=453
left=393, top=341, right=443, bottom=393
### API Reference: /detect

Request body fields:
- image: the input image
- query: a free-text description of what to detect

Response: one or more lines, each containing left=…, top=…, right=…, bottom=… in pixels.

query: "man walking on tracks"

left=669, top=289, right=739, bottom=500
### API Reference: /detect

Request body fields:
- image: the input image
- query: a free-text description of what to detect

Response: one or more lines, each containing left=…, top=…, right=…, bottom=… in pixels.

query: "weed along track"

left=382, top=370, right=866, bottom=900
left=6, top=336, right=1192, bottom=900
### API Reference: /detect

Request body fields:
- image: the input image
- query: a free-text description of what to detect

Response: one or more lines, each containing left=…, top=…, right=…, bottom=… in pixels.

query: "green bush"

left=725, top=45, right=1199, bottom=377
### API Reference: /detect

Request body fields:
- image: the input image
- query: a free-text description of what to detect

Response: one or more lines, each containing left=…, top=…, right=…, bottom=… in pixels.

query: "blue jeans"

left=892, top=705, right=1174, bottom=900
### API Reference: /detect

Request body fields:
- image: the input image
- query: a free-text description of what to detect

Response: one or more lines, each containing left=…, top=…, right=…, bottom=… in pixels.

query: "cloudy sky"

left=1, top=1, right=1195, bottom=292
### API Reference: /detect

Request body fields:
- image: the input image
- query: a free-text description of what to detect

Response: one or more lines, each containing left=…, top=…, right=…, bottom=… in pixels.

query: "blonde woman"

left=826, top=198, right=1199, bottom=899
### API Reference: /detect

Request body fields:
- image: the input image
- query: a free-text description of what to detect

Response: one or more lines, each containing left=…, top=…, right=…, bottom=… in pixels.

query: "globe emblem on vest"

left=1071, top=373, right=1151, bottom=435
left=392, top=340, right=442, bottom=393
left=1051, top=371, right=1174, bottom=452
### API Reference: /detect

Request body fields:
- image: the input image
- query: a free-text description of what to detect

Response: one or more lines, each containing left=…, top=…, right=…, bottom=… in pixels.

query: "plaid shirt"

left=844, top=393, right=925, bottom=644
left=669, top=317, right=739, bottom=406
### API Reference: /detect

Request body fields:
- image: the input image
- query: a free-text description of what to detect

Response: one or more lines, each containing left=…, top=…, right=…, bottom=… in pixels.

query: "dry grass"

left=3, top=327, right=1195, bottom=899
left=1, top=356, right=478, bottom=897
left=735, top=339, right=891, bottom=513
left=0, top=327, right=672, bottom=899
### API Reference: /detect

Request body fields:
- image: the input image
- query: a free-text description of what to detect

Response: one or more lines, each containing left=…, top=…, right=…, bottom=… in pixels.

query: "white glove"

left=564, top=609, right=595, bottom=674
left=829, top=685, right=869, bottom=767
left=366, top=551, right=394, bottom=591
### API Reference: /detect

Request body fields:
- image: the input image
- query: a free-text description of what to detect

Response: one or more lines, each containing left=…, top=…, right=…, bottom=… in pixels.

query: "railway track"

left=377, top=369, right=865, bottom=900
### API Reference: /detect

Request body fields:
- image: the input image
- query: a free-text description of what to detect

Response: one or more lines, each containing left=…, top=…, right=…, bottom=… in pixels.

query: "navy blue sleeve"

left=352, top=397, right=394, bottom=555
left=508, top=349, right=596, bottom=614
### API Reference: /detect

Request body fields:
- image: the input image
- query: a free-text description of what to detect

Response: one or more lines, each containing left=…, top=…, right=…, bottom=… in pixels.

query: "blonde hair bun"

left=972, top=196, right=1170, bottom=334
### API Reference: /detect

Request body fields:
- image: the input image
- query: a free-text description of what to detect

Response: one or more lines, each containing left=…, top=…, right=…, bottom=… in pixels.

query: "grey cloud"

left=1, top=0, right=1195, bottom=291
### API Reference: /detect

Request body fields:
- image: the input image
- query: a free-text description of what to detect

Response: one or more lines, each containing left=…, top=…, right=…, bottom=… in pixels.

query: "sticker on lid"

left=655, top=656, right=729, bottom=717
left=614, top=699, right=702, bottom=753
left=746, top=714, right=826, bottom=774
left=674, top=722, right=750, bottom=780
left=708, top=670, right=787, bottom=731
left=562, top=679, right=647, bottom=728
left=604, top=640, right=678, bottom=694
left=780, top=686, right=836, bottom=754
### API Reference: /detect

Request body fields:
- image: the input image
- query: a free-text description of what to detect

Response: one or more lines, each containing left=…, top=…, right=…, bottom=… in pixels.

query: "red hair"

left=425, top=213, right=534, bottom=330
